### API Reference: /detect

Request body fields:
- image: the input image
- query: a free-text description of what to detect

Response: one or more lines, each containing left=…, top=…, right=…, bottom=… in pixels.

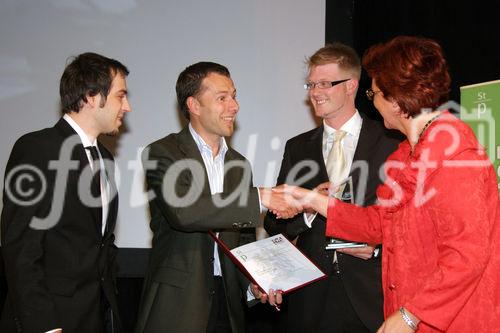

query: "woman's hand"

left=377, top=309, right=419, bottom=333
left=272, top=185, right=314, bottom=209
left=313, top=181, right=331, bottom=195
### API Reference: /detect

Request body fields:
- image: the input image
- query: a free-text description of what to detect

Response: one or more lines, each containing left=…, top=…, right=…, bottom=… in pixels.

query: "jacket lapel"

left=99, top=142, right=118, bottom=238
left=307, top=126, right=330, bottom=184
left=303, top=119, right=379, bottom=202
left=177, top=127, right=211, bottom=196
left=222, top=149, right=240, bottom=194
left=177, top=127, right=215, bottom=262
left=54, top=118, right=103, bottom=234
left=85, top=146, right=102, bottom=235
left=348, top=116, right=380, bottom=203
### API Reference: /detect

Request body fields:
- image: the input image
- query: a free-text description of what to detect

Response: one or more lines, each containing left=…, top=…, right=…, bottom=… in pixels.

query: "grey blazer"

left=135, top=126, right=260, bottom=333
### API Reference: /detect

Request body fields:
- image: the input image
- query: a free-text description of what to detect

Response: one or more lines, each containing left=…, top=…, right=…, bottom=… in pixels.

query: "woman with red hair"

left=281, top=36, right=500, bottom=332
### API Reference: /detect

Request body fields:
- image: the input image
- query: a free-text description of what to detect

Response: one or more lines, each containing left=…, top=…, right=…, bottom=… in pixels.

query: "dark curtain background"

left=327, top=0, right=500, bottom=119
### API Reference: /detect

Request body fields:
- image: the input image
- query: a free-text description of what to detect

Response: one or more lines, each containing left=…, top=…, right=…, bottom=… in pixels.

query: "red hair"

left=363, top=36, right=451, bottom=117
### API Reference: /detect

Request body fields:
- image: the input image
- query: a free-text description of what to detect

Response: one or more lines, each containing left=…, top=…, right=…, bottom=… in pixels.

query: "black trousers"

left=206, top=276, right=232, bottom=333
left=316, top=263, right=373, bottom=333
left=101, top=290, right=116, bottom=333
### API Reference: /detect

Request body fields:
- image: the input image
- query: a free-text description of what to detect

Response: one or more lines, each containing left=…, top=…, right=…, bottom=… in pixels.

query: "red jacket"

left=327, top=112, right=500, bottom=332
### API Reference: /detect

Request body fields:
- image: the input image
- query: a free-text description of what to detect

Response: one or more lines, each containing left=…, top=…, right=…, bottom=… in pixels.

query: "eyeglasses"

left=304, top=79, right=350, bottom=90
left=366, top=88, right=382, bottom=101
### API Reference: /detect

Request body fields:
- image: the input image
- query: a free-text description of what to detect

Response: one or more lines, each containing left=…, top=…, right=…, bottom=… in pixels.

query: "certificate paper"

left=227, top=234, right=326, bottom=294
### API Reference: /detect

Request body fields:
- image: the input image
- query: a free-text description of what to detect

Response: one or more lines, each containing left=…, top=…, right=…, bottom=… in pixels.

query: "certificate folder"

left=325, top=238, right=368, bottom=250
left=210, top=231, right=326, bottom=294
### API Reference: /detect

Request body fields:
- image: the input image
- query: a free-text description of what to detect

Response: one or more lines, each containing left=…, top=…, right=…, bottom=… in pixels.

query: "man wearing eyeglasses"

left=264, top=43, right=401, bottom=333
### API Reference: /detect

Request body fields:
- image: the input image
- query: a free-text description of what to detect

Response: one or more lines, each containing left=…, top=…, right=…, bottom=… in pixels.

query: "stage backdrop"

left=0, top=0, right=325, bottom=248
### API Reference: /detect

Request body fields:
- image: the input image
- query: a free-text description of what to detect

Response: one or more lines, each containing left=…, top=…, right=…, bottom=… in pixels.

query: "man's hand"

left=337, top=245, right=377, bottom=260
left=259, top=186, right=302, bottom=219
left=271, top=185, right=315, bottom=210
left=250, top=284, right=283, bottom=309
left=273, top=184, right=328, bottom=217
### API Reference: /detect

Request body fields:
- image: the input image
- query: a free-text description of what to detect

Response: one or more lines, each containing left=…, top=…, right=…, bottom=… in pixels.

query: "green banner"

left=460, top=79, right=500, bottom=189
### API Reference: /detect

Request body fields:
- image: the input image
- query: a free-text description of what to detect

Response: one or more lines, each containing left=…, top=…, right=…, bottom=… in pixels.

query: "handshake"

left=259, top=182, right=333, bottom=219
left=258, top=184, right=318, bottom=219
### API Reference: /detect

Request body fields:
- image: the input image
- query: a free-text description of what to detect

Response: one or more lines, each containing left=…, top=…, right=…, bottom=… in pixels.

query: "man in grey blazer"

left=135, top=62, right=297, bottom=333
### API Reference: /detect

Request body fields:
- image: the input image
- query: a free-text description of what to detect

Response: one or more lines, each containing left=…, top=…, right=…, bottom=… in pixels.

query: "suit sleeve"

left=143, top=142, right=260, bottom=232
left=1, top=136, right=60, bottom=332
left=264, top=140, right=312, bottom=239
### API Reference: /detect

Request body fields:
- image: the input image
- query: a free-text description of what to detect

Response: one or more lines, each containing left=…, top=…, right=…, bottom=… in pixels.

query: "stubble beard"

left=104, top=128, right=119, bottom=136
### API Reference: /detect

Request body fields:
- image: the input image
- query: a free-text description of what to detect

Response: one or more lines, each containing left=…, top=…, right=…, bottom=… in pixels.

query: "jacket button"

left=210, top=257, right=214, bottom=263
left=389, top=283, right=396, bottom=290
left=101, top=277, right=105, bottom=282
left=210, top=289, right=216, bottom=295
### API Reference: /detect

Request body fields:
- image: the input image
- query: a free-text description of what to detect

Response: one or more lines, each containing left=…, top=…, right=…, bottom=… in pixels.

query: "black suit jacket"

left=264, top=113, right=401, bottom=332
left=0, top=118, right=122, bottom=333
left=135, top=126, right=260, bottom=333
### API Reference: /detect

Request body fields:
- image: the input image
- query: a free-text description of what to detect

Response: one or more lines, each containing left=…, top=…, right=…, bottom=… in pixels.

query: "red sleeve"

left=405, top=149, right=497, bottom=331
left=326, top=199, right=384, bottom=244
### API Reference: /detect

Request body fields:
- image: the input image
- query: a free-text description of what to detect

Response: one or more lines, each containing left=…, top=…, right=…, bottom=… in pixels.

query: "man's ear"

left=187, top=96, right=200, bottom=116
left=346, top=79, right=359, bottom=96
left=84, top=94, right=100, bottom=110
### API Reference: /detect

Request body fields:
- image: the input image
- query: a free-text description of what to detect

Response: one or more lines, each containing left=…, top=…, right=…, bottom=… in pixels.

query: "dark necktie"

left=85, top=146, right=101, bottom=198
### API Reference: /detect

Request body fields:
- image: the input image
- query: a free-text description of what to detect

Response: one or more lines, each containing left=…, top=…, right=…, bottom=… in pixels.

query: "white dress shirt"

left=189, top=124, right=228, bottom=276
left=189, top=124, right=260, bottom=299
left=304, top=111, right=362, bottom=227
left=63, top=114, right=109, bottom=235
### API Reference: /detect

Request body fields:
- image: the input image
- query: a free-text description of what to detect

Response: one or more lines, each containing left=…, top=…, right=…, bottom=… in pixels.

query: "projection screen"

left=0, top=0, right=325, bottom=247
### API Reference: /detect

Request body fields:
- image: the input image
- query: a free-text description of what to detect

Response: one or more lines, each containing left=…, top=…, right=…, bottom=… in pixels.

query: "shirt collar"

left=323, top=110, right=363, bottom=139
left=188, top=123, right=228, bottom=158
left=63, top=114, right=97, bottom=147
